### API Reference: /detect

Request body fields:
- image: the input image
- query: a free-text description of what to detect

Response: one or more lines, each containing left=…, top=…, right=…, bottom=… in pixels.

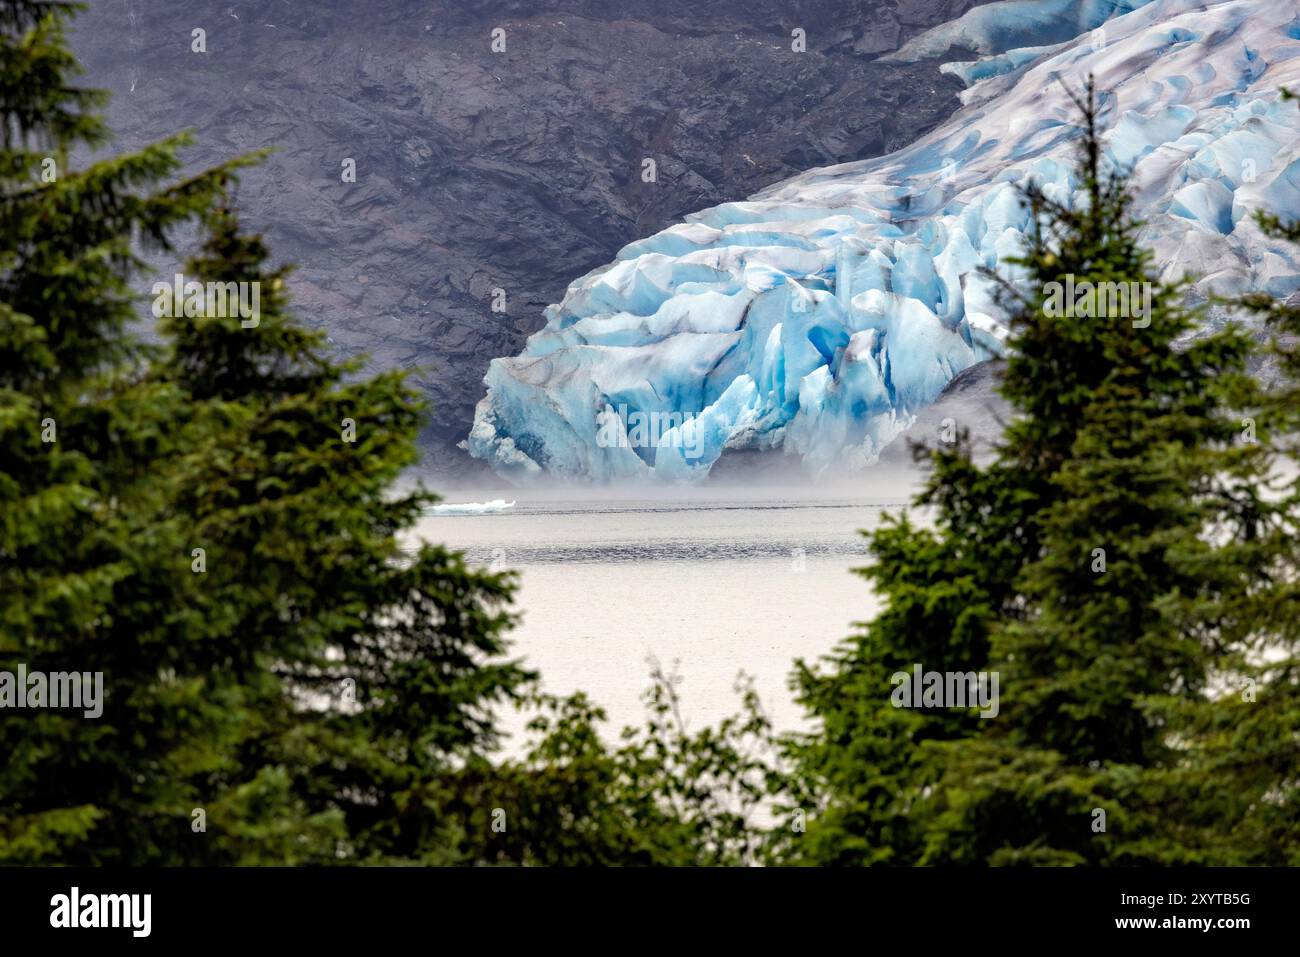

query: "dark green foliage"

left=470, top=666, right=785, bottom=866
left=2, top=0, right=253, bottom=862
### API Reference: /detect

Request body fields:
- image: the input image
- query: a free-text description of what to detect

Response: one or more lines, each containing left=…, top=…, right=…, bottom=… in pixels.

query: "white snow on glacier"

left=468, top=0, right=1300, bottom=483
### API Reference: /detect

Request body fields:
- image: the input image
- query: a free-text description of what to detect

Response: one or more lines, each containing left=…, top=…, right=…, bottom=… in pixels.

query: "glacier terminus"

left=467, top=0, right=1300, bottom=483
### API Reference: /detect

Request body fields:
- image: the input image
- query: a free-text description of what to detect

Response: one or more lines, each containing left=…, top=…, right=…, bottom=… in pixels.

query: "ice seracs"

left=469, top=0, right=1300, bottom=483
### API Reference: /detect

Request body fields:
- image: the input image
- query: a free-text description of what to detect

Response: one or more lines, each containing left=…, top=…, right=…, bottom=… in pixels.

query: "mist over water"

left=411, top=481, right=918, bottom=744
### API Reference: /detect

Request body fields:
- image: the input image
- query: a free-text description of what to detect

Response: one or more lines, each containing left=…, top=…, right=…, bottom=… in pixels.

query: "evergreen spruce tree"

left=0, top=0, right=260, bottom=862
left=159, top=210, right=531, bottom=863
left=1, top=1, right=530, bottom=864
left=790, top=79, right=1296, bottom=865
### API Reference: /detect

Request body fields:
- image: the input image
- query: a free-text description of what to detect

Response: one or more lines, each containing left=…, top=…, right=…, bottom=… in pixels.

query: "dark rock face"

left=71, top=0, right=988, bottom=479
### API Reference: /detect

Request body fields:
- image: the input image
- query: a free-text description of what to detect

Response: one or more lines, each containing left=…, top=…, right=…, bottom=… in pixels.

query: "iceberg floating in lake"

left=468, top=0, right=1300, bottom=483
left=428, top=499, right=517, bottom=515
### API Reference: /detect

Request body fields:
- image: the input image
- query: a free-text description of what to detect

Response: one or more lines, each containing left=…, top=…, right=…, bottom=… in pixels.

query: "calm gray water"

left=411, top=487, right=904, bottom=742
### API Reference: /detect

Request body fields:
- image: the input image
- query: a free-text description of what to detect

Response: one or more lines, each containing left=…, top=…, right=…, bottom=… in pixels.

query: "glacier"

left=467, top=0, right=1300, bottom=483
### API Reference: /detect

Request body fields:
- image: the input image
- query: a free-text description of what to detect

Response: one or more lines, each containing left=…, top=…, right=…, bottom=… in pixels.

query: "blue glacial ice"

left=468, top=0, right=1300, bottom=483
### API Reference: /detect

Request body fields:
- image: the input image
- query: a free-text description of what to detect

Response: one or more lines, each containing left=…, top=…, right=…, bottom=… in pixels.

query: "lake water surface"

left=412, top=486, right=908, bottom=743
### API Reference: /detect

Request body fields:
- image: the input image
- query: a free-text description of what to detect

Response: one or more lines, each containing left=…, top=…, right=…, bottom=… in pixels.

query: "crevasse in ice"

left=468, top=0, right=1300, bottom=483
